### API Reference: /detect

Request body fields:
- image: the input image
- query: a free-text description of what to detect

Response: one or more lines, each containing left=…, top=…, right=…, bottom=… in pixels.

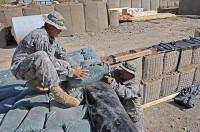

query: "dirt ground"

left=0, top=16, right=200, bottom=132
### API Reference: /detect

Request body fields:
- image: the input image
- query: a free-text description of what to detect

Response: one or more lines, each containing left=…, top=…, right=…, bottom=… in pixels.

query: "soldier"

left=103, top=61, right=144, bottom=132
left=10, top=11, right=88, bottom=107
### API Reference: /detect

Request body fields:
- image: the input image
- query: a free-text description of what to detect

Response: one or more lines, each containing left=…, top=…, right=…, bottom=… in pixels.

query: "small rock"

left=183, top=127, right=187, bottom=130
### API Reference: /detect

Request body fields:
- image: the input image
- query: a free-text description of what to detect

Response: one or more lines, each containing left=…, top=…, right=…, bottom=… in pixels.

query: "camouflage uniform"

left=110, top=68, right=144, bottom=132
left=11, top=26, right=78, bottom=88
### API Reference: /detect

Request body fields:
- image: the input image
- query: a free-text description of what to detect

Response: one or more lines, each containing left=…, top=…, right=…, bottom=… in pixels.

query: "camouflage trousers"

left=12, top=51, right=70, bottom=88
left=122, top=98, right=145, bottom=132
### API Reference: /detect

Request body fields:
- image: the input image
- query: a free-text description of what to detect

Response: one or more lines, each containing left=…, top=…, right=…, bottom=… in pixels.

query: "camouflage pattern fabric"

left=110, top=69, right=145, bottom=132
left=11, top=26, right=78, bottom=88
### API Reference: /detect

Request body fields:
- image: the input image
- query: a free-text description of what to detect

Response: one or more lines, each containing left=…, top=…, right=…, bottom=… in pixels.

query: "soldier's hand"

left=103, top=75, right=114, bottom=84
left=73, top=67, right=89, bottom=80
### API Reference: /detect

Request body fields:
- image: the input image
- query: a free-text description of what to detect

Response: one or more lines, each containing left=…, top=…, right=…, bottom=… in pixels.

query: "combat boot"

left=26, top=78, right=49, bottom=93
left=50, top=86, right=80, bottom=107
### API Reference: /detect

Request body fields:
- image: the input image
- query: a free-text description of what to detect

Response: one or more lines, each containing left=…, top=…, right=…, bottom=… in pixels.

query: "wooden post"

left=109, top=10, right=119, bottom=27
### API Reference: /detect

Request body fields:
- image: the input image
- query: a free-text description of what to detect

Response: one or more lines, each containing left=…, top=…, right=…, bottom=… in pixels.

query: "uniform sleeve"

left=110, top=79, right=141, bottom=100
left=34, top=34, right=75, bottom=77
left=55, top=43, right=78, bottom=68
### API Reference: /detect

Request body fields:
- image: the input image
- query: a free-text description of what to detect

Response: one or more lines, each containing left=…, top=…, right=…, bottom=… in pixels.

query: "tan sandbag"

left=120, top=0, right=131, bottom=7
left=0, top=8, right=23, bottom=27
left=55, top=3, right=85, bottom=36
left=107, top=0, right=120, bottom=8
left=131, top=0, right=141, bottom=8
left=84, top=2, right=108, bottom=32
left=141, top=0, right=150, bottom=11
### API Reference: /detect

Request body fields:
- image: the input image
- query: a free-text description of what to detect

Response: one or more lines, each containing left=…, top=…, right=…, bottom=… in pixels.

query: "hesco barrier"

left=55, top=3, right=85, bottom=36
left=120, top=0, right=131, bottom=7
left=163, top=50, right=179, bottom=74
left=131, top=0, right=141, bottom=8
left=142, top=53, right=164, bottom=80
left=141, top=0, right=150, bottom=11
left=0, top=8, right=23, bottom=27
left=129, top=57, right=143, bottom=81
left=179, top=0, right=200, bottom=15
left=84, top=2, right=108, bottom=32
left=143, top=78, right=162, bottom=104
left=161, top=72, right=180, bottom=97
left=22, top=6, right=54, bottom=16
left=150, top=0, right=159, bottom=10
left=192, top=46, right=200, bottom=66
left=178, top=48, right=193, bottom=70
left=107, top=0, right=120, bottom=8
left=177, top=68, right=195, bottom=91
left=193, top=67, right=200, bottom=86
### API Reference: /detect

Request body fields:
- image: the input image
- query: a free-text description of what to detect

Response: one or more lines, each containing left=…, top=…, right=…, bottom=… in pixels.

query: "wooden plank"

left=142, top=93, right=179, bottom=109
left=113, top=49, right=153, bottom=63
left=130, top=13, right=176, bottom=21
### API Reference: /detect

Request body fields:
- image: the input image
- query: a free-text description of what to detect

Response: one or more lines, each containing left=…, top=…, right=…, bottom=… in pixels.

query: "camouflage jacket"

left=11, top=26, right=78, bottom=77
left=110, top=69, right=141, bottom=100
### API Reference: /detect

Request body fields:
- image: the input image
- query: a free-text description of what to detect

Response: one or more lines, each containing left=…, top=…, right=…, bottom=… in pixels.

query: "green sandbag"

left=67, top=65, right=108, bottom=88
left=68, top=50, right=84, bottom=65
left=80, top=59, right=102, bottom=68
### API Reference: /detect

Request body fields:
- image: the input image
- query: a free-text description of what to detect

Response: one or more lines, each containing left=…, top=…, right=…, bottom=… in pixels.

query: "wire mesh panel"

left=163, top=51, right=179, bottom=74
left=178, top=48, right=193, bottom=69
left=143, top=78, right=162, bottom=104
left=191, top=46, right=200, bottom=66
left=129, top=57, right=143, bottom=81
left=177, top=68, right=195, bottom=91
left=161, top=72, right=180, bottom=97
left=142, top=53, right=164, bottom=80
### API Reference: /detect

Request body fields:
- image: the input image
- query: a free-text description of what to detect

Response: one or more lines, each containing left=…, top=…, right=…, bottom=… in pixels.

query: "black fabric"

left=85, top=82, right=137, bottom=132
left=152, top=38, right=200, bottom=52
left=174, top=85, right=200, bottom=108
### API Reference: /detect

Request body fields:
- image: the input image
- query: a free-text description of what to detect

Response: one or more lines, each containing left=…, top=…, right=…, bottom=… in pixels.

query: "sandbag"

left=67, top=65, right=108, bottom=88
left=80, top=59, right=102, bottom=68
left=0, top=84, right=25, bottom=101
left=0, top=88, right=37, bottom=113
left=45, top=105, right=91, bottom=132
left=68, top=50, right=84, bottom=65
left=0, top=106, right=29, bottom=132
left=84, top=2, right=108, bottom=32
left=55, top=3, right=85, bottom=36
left=15, top=105, right=49, bottom=132
left=0, top=70, right=25, bottom=87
